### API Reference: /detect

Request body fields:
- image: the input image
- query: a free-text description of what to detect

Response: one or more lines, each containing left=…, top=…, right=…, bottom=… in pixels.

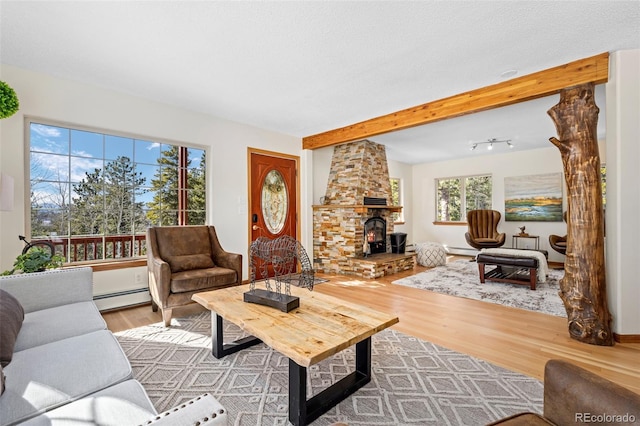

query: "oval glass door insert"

left=261, top=169, right=288, bottom=234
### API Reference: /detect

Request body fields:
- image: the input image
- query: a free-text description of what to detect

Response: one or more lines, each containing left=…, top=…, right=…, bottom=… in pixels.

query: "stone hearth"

left=313, top=140, right=414, bottom=277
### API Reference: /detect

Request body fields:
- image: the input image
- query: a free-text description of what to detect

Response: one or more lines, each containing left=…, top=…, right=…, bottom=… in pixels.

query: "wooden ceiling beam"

left=302, top=52, right=609, bottom=150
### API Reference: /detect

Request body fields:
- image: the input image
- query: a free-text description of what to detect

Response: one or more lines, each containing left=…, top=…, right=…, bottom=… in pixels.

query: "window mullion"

left=178, top=146, right=188, bottom=225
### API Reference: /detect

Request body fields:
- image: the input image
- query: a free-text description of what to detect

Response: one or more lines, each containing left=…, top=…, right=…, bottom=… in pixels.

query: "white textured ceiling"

left=1, top=1, right=638, bottom=164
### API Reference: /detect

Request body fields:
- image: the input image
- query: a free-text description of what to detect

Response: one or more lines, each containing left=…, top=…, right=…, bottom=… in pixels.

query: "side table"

left=512, top=234, right=540, bottom=250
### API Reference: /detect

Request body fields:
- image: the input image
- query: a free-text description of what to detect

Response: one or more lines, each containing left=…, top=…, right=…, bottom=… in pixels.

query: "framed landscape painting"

left=504, top=173, right=563, bottom=221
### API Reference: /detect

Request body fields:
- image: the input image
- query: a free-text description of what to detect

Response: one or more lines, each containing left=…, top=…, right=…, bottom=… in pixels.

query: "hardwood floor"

left=103, top=256, right=640, bottom=394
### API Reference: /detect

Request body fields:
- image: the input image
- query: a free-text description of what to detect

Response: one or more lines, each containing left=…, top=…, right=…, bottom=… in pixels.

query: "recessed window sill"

left=432, top=221, right=468, bottom=226
left=64, top=258, right=147, bottom=272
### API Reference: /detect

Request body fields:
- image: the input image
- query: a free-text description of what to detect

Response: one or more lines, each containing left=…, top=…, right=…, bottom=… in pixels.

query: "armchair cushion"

left=0, top=289, right=24, bottom=367
left=170, top=267, right=238, bottom=293
left=166, top=254, right=215, bottom=273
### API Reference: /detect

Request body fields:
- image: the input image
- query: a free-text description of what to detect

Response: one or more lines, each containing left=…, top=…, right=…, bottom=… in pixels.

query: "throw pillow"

left=0, top=289, right=25, bottom=367
left=166, top=254, right=215, bottom=273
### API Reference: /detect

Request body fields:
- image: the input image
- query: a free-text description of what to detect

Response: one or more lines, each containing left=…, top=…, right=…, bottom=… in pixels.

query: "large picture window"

left=28, top=119, right=206, bottom=263
left=436, top=174, right=492, bottom=222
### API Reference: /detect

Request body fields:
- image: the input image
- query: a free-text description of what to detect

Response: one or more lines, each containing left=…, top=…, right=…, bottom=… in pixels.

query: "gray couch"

left=0, top=267, right=227, bottom=425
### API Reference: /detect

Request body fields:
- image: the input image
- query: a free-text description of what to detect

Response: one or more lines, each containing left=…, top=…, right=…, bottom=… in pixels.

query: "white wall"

left=387, top=159, right=412, bottom=236
left=0, top=65, right=302, bottom=304
left=411, top=146, right=576, bottom=263
left=606, top=49, right=640, bottom=336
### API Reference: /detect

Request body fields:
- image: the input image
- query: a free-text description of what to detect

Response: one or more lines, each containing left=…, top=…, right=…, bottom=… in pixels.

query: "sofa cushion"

left=0, top=330, right=133, bottom=425
left=0, top=288, right=24, bottom=367
left=14, top=301, right=107, bottom=352
left=21, top=380, right=157, bottom=426
left=166, top=254, right=215, bottom=273
left=170, top=267, right=238, bottom=293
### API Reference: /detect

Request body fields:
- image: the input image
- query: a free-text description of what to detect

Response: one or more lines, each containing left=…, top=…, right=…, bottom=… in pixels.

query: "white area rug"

left=393, top=260, right=566, bottom=317
left=116, top=312, right=543, bottom=425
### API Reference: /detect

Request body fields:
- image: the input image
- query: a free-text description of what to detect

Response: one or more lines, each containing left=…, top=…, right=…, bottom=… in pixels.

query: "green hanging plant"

left=0, top=81, right=20, bottom=119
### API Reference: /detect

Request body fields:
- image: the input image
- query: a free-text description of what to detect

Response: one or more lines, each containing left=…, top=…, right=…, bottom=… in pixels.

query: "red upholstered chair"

left=464, top=209, right=506, bottom=250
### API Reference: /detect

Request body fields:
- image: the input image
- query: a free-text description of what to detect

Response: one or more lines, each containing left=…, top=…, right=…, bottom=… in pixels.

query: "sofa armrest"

left=543, top=359, right=640, bottom=425
left=0, top=267, right=94, bottom=313
left=139, top=393, right=227, bottom=425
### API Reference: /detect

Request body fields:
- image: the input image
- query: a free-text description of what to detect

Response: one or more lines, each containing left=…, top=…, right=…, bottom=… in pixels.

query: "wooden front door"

left=249, top=150, right=298, bottom=279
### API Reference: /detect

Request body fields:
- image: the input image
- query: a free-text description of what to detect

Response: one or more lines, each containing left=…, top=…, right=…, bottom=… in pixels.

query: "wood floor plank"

left=103, top=256, right=640, bottom=394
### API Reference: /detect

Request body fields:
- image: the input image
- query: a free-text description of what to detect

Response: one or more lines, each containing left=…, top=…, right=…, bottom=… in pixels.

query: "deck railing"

left=32, top=234, right=147, bottom=262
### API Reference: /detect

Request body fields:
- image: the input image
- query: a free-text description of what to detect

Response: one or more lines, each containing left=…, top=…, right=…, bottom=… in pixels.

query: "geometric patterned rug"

left=393, top=260, right=566, bottom=317
left=115, top=311, right=543, bottom=425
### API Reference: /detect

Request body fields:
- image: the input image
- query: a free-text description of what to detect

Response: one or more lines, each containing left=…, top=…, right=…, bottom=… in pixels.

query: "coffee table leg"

left=288, top=337, right=372, bottom=426
left=211, top=313, right=261, bottom=359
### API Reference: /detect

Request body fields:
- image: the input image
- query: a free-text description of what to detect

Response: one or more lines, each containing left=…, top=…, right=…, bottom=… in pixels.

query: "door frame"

left=247, top=148, right=301, bottom=250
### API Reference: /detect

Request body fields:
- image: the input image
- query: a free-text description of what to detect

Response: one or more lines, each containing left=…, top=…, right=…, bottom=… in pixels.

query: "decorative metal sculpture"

left=245, top=235, right=314, bottom=312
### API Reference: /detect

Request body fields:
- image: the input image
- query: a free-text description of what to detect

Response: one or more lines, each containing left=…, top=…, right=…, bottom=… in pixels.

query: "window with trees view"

left=390, top=177, right=404, bottom=223
left=28, top=120, right=206, bottom=263
left=436, top=174, right=492, bottom=222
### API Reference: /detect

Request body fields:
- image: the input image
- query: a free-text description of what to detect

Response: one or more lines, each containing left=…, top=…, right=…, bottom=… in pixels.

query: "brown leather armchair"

left=465, top=209, right=506, bottom=250
left=146, top=225, right=242, bottom=326
left=548, top=234, right=567, bottom=255
left=488, top=359, right=640, bottom=425
left=549, top=211, right=567, bottom=255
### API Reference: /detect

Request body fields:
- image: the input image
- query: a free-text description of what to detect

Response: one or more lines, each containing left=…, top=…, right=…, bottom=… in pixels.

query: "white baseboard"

left=444, top=246, right=479, bottom=257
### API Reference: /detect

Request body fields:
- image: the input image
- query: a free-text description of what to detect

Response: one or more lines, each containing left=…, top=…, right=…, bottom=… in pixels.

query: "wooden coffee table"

left=192, top=284, right=399, bottom=426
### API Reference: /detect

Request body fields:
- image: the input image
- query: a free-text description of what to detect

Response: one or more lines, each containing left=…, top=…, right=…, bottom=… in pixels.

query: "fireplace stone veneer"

left=313, top=140, right=413, bottom=278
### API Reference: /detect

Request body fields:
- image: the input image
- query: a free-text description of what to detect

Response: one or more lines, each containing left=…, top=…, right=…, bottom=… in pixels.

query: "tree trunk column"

left=548, top=83, right=613, bottom=346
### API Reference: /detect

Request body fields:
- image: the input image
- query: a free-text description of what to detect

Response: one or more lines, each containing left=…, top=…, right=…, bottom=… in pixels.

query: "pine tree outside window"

left=436, top=174, right=492, bottom=222
left=27, top=119, right=206, bottom=263
left=389, top=177, right=404, bottom=223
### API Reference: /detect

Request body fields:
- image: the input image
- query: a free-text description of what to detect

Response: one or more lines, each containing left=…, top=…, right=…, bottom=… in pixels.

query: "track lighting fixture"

left=469, top=138, right=513, bottom=151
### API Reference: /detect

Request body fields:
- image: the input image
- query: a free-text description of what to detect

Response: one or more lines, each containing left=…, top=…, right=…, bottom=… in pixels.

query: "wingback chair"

left=146, top=225, right=242, bottom=326
left=464, top=209, right=506, bottom=250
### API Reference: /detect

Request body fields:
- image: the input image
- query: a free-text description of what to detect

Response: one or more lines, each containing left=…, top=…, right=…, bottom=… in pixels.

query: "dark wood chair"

left=464, top=209, right=506, bottom=250
left=146, top=225, right=242, bottom=326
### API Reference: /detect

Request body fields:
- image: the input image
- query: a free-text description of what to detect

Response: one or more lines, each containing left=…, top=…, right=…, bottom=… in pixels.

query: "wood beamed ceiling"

left=302, top=52, right=609, bottom=150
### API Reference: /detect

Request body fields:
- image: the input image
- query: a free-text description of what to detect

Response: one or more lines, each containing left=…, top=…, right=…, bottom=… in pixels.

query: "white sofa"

left=0, top=267, right=227, bottom=425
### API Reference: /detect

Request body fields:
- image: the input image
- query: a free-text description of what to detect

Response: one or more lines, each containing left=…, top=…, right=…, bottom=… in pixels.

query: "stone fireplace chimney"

left=313, top=140, right=412, bottom=278
left=323, top=140, right=393, bottom=206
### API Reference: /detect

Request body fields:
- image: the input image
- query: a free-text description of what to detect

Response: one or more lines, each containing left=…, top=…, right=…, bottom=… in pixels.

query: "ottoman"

left=415, top=242, right=447, bottom=267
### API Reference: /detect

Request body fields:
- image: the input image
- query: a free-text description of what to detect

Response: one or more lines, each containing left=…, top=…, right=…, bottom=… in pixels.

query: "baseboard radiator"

left=444, top=246, right=479, bottom=257
left=94, top=287, right=150, bottom=312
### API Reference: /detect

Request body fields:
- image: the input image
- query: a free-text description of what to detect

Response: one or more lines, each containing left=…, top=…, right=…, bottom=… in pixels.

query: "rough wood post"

left=548, top=83, right=613, bottom=345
